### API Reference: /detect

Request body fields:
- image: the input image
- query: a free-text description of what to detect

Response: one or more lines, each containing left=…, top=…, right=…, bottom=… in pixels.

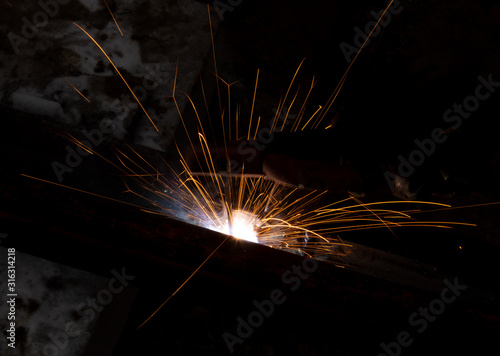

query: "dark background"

left=1, top=0, right=500, bottom=355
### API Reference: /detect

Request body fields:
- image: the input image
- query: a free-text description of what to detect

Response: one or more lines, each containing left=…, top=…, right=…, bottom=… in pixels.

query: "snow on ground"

left=0, top=247, right=119, bottom=356
left=0, top=2, right=221, bottom=354
left=1, top=0, right=219, bottom=151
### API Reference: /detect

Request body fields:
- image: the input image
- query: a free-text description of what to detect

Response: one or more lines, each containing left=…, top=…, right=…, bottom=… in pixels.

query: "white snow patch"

left=11, top=90, right=65, bottom=120
left=78, top=0, right=103, bottom=12
left=65, top=21, right=142, bottom=76
left=97, top=22, right=142, bottom=74
left=0, top=248, right=108, bottom=356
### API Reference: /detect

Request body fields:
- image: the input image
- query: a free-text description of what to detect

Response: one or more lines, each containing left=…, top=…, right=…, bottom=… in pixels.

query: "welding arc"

left=136, top=234, right=231, bottom=330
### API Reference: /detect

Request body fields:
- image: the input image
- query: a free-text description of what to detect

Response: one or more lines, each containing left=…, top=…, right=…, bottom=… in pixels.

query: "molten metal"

left=222, top=210, right=260, bottom=243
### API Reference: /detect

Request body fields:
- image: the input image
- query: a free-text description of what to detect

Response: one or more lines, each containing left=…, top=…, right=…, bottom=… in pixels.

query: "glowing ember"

left=223, top=210, right=260, bottom=243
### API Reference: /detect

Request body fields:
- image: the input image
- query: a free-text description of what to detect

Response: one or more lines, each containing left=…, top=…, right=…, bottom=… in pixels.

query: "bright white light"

left=223, top=210, right=260, bottom=243
left=202, top=209, right=260, bottom=243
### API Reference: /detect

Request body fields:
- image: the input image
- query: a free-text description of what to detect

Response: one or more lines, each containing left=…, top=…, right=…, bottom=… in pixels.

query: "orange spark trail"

left=64, top=78, right=90, bottom=103
left=72, top=22, right=159, bottom=132
left=136, top=234, right=231, bottom=330
left=21, top=174, right=146, bottom=210
left=315, top=0, right=396, bottom=128
left=248, top=69, right=260, bottom=140
left=271, top=58, right=305, bottom=133
left=410, top=201, right=500, bottom=214
left=103, top=0, right=123, bottom=36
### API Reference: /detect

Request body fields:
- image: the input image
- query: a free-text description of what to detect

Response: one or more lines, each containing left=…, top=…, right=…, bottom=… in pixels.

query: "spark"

left=64, top=78, right=90, bottom=103
left=271, top=58, right=305, bottom=133
left=314, top=0, right=396, bottom=129
left=28, top=3, right=489, bottom=330
left=108, top=134, right=476, bottom=260
left=247, top=69, right=260, bottom=140
left=103, top=0, right=123, bottom=36
left=137, top=234, right=230, bottom=331
left=72, top=22, right=159, bottom=131
left=221, top=210, right=260, bottom=243
left=20, top=174, right=145, bottom=210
